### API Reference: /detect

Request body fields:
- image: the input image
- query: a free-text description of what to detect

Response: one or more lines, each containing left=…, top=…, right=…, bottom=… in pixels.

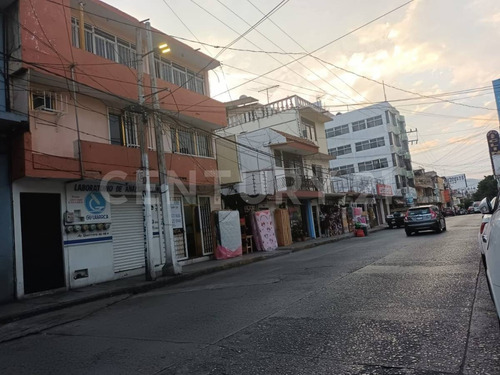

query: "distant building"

left=325, top=102, right=417, bottom=222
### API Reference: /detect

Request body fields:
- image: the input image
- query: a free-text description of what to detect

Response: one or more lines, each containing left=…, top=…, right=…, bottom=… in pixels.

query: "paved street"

left=1, top=214, right=499, bottom=374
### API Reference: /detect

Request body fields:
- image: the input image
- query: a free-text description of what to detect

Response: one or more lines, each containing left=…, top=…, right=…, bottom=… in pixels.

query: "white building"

left=325, top=102, right=417, bottom=216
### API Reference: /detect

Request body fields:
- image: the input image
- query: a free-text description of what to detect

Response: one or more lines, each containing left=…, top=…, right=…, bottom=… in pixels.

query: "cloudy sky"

left=102, top=0, right=500, bottom=180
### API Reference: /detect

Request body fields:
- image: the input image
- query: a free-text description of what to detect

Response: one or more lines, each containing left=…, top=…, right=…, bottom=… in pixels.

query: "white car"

left=480, top=196, right=500, bottom=320
left=478, top=197, right=497, bottom=266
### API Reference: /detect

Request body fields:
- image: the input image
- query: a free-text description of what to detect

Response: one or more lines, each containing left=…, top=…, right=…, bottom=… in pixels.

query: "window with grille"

left=71, top=17, right=207, bottom=94
left=108, top=111, right=139, bottom=147
left=171, top=128, right=213, bottom=157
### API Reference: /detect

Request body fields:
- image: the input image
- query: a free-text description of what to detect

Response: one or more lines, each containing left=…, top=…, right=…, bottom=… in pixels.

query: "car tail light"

left=480, top=222, right=486, bottom=234
left=430, top=211, right=437, bottom=219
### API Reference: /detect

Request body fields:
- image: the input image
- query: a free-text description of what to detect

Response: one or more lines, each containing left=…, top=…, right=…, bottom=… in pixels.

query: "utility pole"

left=145, top=22, right=180, bottom=275
left=136, top=27, right=156, bottom=281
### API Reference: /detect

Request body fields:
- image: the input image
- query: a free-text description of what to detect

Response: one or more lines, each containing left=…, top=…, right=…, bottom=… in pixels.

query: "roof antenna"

left=383, top=80, right=388, bottom=102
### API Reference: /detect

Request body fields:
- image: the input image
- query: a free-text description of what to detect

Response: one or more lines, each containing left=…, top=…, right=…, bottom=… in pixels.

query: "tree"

left=473, top=175, right=498, bottom=201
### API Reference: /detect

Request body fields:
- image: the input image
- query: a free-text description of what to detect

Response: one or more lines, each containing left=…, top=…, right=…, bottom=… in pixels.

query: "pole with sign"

left=487, top=130, right=500, bottom=177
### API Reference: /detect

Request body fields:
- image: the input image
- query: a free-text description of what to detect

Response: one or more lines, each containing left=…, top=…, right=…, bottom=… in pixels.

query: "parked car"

left=477, top=195, right=500, bottom=320
left=386, top=212, right=405, bottom=228
left=404, top=205, right=446, bottom=236
left=473, top=201, right=482, bottom=213
left=443, top=207, right=455, bottom=217
left=468, top=206, right=475, bottom=214
left=478, top=197, right=498, bottom=267
left=458, top=208, right=467, bottom=215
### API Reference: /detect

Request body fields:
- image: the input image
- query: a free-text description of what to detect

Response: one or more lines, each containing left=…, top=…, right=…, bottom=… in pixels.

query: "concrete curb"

left=0, top=226, right=385, bottom=324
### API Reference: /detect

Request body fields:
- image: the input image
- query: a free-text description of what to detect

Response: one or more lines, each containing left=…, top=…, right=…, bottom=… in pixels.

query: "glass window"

left=352, top=120, right=366, bottom=132
left=197, top=133, right=212, bottom=157
left=109, top=114, right=123, bottom=145
left=274, top=150, right=283, bottom=167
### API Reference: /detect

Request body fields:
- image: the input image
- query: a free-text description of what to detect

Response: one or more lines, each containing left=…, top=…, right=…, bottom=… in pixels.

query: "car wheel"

left=442, top=220, right=447, bottom=232
left=388, top=225, right=393, bottom=229
left=405, top=229, right=412, bottom=236
left=435, top=221, right=442, bottom=233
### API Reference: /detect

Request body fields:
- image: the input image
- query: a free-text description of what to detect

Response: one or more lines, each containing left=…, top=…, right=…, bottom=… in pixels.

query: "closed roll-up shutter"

left=112, top=199, right=144, bottom=272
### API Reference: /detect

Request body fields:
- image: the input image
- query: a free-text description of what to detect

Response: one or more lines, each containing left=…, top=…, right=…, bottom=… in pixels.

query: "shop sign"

left=445, top=174, right=467, bottom=190
left=67, top=186, right=111, bottom=224
left=376, top=184, right=393, bottom=197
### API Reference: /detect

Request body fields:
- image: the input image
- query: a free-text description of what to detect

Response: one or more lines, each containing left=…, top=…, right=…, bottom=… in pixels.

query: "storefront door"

left=20, top=193, right=65, bottom=294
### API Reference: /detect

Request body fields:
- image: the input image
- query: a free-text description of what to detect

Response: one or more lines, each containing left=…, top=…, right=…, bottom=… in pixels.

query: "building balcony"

left=227, top=95, right=331, bottom=128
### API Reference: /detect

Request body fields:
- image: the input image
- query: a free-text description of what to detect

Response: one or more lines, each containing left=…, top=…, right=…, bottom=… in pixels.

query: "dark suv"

left=404, top=205, right=446, bottom=236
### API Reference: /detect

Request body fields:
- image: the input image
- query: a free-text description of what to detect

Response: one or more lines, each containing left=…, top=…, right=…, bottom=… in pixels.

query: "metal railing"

left=275, top=174, right=325, bottom=192
left=227, top=95, right=328, bottom=128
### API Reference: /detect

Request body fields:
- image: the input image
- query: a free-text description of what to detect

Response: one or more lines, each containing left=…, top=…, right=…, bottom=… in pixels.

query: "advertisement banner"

left=445, top=174, right=467, bottom=191
left=376, top=184, right=393, bottom=196
left=487, top=130, right=500, bottom=176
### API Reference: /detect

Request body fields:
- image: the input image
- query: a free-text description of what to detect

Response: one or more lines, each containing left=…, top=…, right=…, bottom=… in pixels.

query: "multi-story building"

left=216, top=95, right=333, bottom=240
left=414, top=169, right=443, bottom=207
left=0, top=0, right=28, bottom=303
left=6, top=0, right=226, bottom=299
left=325, top=102, right=417, bottom=219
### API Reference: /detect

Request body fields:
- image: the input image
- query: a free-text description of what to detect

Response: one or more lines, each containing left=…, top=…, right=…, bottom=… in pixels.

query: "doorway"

left=20, top=193, right=65, bottom=294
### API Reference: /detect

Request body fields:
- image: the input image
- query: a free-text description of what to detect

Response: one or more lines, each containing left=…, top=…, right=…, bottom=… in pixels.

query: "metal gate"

left=198, top=196, right=213, bottom=255
left=111, top=198, right=144, bottom=272
left=172, top=197, right=188, bottom=260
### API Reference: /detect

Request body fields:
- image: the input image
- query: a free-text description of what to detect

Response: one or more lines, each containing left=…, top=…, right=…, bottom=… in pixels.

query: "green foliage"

left=473, top=175, right=498, bottom=201
left=461, top=198, right=473, bottom=209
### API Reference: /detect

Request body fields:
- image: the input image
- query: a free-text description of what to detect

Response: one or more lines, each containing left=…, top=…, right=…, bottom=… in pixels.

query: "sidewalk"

left=0, top=225, right=386, bottom=324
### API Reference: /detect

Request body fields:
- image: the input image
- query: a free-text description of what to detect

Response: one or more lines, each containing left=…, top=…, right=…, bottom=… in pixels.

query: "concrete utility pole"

left=136, top=27, right=156, bottom=281
left=145, top=22, right=180, bottom=275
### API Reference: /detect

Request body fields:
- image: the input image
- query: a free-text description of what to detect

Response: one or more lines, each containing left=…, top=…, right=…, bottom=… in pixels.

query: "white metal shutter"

left=112, top=198, right=145, bottom=272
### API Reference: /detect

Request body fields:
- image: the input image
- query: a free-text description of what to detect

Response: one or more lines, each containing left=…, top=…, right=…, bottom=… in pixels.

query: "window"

left=326, top=124, right=349, bottom=138
left=274, top=150, right=283, bottom=167
left=312, top=164, right=324, bottom=181
left=366, top=115, right=383, bottom=128
left=395, top=175, right=401, bottom=189
left=355, top=137, right=385, bottom=152
left=171, top=128, right=213, bottom=157
left=154, top=57, right=205, bottom=95
left=108, top=112, right=139, bottom=147
left=358, top=158, right=389, bottom=172
left=352, top=120, right=366, bottom=132
left=331, top=164, right=355, bottom=176
left=32, top=92, right=54, bottom=111
left=393, top=134, right=401, bottom=147
left=392, top=153, right=398, bottom=167
left=328, top=144, right=352, bottom=157
left=389, top=132, right=393, bottom=145
left=172, top=63, right=187, bottom=87
left=109, top=114, right=123, bottom=145
left=390, top=112, right=397, bottom=126
left=301, top=117, right=317, bottom=141
left=197, top=133, right=212, bottom=157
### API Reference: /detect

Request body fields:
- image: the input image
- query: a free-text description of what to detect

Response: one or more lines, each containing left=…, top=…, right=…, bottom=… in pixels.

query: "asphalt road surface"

left=1, top=214, right=499, bottom=374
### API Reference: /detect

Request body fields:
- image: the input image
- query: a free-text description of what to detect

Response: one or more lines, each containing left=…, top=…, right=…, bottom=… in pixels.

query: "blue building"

left=0, top=1, right=28, bottom=302
left=494, top=79, right=500, bottom=123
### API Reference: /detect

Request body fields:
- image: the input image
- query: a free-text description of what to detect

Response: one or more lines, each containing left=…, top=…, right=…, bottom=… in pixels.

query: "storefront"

left=12, top=179, right=217, bottom=298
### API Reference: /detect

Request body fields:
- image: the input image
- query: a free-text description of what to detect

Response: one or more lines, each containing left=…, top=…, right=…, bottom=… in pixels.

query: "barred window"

left=71, top=17, right=205, bottom=94
left=171, top=128, right=213, bottom=157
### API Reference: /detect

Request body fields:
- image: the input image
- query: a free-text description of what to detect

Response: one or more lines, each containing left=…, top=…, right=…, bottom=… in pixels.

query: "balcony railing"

left=228, top=95, right=327, bottom=128
left=275, top=174, right=325, bottom=192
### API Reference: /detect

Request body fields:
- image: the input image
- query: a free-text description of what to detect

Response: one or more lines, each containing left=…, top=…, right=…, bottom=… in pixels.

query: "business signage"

left=376, top=184, right=393, bottom=196
left=487, top=130, right=500, bottom=176
left=445, top=174, right=467, bottom=191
